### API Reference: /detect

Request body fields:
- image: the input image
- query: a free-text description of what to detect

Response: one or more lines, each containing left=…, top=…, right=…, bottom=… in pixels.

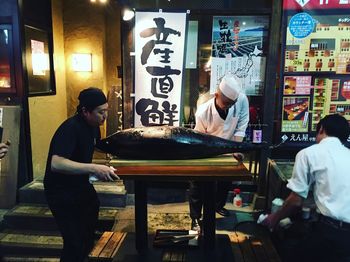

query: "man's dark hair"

left=76, top=87, right=107, bottom=113
left=316, top=114, right=350, bottom=142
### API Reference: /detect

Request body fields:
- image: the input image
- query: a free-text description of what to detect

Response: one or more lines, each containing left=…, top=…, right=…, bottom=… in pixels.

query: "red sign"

left=283, top=0, right=350, bottom=10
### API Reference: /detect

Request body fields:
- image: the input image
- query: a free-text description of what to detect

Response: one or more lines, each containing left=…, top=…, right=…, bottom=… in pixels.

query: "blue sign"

left=289, top=12, right=314, bottom=39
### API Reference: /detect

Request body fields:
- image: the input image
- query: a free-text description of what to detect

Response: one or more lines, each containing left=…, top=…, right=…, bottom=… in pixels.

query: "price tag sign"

left=289, top=12, right=314, bottom=39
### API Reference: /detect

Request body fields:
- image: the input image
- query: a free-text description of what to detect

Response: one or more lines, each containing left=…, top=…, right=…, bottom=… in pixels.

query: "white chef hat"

left=218, top=75, right=242, bottom=101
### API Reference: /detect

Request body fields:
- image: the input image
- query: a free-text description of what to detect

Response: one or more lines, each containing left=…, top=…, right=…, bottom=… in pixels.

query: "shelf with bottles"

left=182, top=106, right=196, bottom=129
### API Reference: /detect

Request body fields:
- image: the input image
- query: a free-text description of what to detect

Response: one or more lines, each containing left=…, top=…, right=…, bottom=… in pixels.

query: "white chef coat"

left=194, top=93, right=249, bottom=141
left=287, top=137, right=350, bottom=223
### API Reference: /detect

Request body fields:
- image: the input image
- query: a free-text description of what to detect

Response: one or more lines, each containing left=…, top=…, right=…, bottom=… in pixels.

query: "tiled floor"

left=113, top=201, right=258, bottom=234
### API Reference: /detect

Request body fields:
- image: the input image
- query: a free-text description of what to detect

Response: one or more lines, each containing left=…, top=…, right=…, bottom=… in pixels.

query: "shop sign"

left=283, top=0, right=350, bottom=10
left=134, top=11, right=187, bottom=127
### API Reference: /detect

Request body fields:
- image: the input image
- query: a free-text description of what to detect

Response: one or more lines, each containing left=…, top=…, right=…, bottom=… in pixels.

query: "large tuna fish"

left=97, top=126, right=264, bottom=160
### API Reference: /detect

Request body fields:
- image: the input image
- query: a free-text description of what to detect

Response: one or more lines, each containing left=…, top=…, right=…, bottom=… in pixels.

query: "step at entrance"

left=19, top=180, right=127, bottom=207
left=1, top=257, right=59, bottom=261
left=0, top=231, right=62, bottom=257
left=1, top=256, right=60, bottom=262
left=2, top=204, right=118, bottom=231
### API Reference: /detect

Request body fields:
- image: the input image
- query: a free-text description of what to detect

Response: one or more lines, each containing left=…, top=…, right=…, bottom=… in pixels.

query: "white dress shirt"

left=287, top=137, right=350, bottom=223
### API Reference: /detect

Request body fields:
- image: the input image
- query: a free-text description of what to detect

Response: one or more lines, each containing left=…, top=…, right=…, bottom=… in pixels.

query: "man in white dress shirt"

left=189, top=75, right=249, bottom=231
left=263, top=114, right=350, bottom=261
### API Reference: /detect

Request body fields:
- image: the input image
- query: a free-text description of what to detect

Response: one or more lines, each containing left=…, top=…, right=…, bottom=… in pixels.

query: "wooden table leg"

left=135, top=180, right=148, bottom=251
left=202, top=181, right=216, bottom=249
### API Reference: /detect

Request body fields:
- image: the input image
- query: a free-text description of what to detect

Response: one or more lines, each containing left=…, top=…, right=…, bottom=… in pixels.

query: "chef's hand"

left=233, top=153, right=244, bottom=162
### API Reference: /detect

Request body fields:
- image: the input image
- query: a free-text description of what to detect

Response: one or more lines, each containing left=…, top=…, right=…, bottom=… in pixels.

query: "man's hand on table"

left=92, top=164, right=120, bottom=181
left=261, top=213, right=280, bottom=231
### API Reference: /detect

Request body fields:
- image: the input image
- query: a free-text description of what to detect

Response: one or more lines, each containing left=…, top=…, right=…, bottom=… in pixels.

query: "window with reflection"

left=121, top=12, right=270, bottom=131
left=24, top=25, right=56, bottom=96
left=0, top=25, right=13, bottom=90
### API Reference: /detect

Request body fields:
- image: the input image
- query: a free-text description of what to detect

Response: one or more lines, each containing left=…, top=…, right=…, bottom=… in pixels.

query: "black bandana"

left=77, top=87, right=107, bottom=111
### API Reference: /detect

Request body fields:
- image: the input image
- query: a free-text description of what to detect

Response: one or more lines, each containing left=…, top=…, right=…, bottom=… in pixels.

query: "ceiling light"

left=123, top=8, right=135, bottom=21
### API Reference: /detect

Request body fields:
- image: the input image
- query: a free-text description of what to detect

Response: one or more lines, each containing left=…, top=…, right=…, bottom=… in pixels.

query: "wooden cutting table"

left=109, top=155, right=252, bottom=252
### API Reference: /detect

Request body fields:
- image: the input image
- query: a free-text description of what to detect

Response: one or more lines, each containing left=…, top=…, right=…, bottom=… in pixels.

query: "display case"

left=266, top=158, right=294, bottom=211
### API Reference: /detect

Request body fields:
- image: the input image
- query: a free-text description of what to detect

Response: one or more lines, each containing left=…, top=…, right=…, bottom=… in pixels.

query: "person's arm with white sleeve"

left=194, top=108, right=207, bottom=133
left=262, top=150, right=310, bottom=230
left=233, top=95, right=249, bottom=161
left=233, top=94, right=249, bottom=141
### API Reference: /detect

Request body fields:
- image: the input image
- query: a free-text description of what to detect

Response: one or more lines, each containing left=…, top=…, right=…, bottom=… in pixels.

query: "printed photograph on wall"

left=283, top=75, right=312, bottom=95
left=282, top=96, right=310, bottom=132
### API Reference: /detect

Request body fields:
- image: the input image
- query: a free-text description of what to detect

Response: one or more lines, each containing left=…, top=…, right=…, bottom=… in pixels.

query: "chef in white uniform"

left=189, top=75, right=249, bottom=231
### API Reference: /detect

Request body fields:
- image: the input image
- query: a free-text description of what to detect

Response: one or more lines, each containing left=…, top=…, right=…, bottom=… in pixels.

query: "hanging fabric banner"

left=134, top=11, right=187, bottom=127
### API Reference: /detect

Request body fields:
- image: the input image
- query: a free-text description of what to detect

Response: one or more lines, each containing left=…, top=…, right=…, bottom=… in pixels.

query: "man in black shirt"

left=44, top=87, right=119, bottom=262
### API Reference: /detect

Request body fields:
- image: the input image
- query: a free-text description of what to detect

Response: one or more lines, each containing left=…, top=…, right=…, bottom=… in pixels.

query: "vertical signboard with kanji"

left=134, top=12, right=187, bottom=127
left=279, top=0, right=350, bottom=145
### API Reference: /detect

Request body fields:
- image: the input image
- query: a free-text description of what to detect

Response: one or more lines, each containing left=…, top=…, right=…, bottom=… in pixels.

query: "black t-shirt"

left=214, top=98, right=228, bottom=120
left=44, top=114, right=100, bottom=189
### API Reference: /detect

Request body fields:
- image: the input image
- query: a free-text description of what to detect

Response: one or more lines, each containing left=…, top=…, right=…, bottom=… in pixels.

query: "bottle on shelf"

left=187, top=107, right=196, bottom=129
left=252, top=117, right=262, bottom=143
left=233, top=188, right=242, bottom=208
left=181, top=106, right=187, bottom=127
left=245, top=123, right=252, bottom=142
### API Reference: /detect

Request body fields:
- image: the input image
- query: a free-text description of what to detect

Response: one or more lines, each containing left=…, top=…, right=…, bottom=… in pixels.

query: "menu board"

left=278, top=0, right=350, bottom=145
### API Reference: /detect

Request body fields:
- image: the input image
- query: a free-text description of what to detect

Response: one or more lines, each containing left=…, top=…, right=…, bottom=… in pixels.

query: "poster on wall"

left=210, top=16, right=269, bottom=96
left=134, top=11, right=187, bottom=127
left=278, top=0, right=350, bottom=145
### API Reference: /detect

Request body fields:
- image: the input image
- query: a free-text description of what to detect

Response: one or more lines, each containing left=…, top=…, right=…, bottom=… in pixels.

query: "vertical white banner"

left=134, top=11, right=187, bottom=127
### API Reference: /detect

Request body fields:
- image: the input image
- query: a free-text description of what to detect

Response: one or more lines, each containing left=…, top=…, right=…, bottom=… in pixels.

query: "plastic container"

left=302, top=207, right=311, bottom=220
left=271, top=198, right=284, bottom=213
left=233, top=188, right=242, bottom=208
